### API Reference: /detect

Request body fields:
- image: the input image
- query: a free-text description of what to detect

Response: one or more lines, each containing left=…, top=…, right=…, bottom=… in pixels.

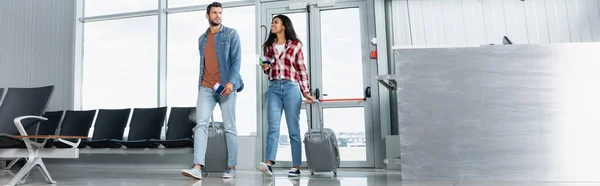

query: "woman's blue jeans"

left=265, top=79, right=303, bottom=166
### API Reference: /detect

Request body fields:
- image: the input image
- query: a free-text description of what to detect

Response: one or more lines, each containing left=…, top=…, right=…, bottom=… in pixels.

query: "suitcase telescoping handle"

left=305, top=88, right=323, bottom=139
left=209, top=114, right=217, bottom=133
left=305, top=99, right=325, bottom=139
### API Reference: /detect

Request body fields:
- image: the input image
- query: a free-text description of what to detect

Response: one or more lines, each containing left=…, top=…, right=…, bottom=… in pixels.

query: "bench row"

left=1, top=107, right=199, bottom=149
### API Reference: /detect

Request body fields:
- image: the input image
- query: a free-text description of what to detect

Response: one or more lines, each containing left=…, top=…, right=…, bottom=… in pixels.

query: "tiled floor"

left=1, top=167, right=600, bottom=186
left=0, top=168, right=401, bottom=186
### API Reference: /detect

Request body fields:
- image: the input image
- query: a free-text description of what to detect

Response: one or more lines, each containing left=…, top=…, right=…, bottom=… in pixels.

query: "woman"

left=258, top=14, right=316, bottom=177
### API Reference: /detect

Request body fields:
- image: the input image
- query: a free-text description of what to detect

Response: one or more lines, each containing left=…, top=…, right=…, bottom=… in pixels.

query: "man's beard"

left=209, top=20, right=220, bottom=26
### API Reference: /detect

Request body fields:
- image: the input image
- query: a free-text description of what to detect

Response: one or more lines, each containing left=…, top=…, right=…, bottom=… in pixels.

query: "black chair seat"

left=113, top=139, right=159, bottom=148
left=2, top=137, right=55, bottom=149
left=43, top=142, right=54, bottom=148
left=0, top=135, right=25, bottom=148
left=149, top=138, right=193, bottom=148
left=52, top=139, right=87, bottom=148
left=83, top=140, right=123, bottom=148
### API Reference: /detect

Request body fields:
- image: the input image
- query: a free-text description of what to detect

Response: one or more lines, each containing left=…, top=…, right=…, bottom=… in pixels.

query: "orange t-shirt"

left=201, top=32, right=221, bottom=88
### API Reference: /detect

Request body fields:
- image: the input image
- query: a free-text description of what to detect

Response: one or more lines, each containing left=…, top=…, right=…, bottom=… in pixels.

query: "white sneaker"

left=258, top=162, right=273, bottom=177
left=222, top=168, right=236, bottom=178
left=181, top=167, right=202, bottom=180
left=287, top=167, right=300, bottom=177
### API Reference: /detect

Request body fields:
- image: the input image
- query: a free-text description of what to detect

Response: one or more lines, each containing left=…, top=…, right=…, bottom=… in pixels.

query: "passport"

left=259, top=56, right=271, bottom=65
left=213, top=83, right=225, bottom=94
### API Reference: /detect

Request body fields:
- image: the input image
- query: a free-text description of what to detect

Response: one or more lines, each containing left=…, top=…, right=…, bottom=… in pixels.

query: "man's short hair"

left=206, top=2, right=222, bottom=15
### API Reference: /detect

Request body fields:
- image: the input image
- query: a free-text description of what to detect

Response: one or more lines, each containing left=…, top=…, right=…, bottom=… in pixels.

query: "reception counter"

left=390, top=43, right=600, bottom=181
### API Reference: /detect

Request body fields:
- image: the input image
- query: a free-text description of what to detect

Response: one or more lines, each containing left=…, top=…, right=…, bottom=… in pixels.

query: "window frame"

left=74, top=0, right=260, bottom=136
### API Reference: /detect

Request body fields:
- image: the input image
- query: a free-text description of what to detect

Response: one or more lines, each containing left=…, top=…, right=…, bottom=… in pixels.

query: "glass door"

left=260, top=0, right=373, bottom=168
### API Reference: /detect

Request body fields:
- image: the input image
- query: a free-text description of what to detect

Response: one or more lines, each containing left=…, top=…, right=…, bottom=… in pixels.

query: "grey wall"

left=0, top=0, right=76, bottom=111
left=390, top=0, right=600, bottom=46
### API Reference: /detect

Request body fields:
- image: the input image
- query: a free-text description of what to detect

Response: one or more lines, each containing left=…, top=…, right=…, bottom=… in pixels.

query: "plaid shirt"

left=264, top=40, right=310, bottom=95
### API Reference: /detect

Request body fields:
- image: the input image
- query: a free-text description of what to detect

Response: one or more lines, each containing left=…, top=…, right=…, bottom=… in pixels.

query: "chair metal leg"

left=5, top=157, right=36, bottom=186
left=5, top=157, right=56, bottom=186
left=0, top=170, right=15, bottom=177
left=9, top=116, right=62, bottom=186
left=0, top=169, right=27, bottom=185
left=4, top=158, right=21, bottom=170
left=36, top=159, right=55, bottom=184
left=20, top=171, right=29, bottom=185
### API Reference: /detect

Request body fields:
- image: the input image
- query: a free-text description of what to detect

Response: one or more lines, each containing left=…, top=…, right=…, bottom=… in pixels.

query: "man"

left=181, top=2, right=243, bottom=180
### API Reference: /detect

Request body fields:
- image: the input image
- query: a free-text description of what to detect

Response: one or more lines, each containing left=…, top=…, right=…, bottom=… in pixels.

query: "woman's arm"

left=294, top=46, right=310, bottom=96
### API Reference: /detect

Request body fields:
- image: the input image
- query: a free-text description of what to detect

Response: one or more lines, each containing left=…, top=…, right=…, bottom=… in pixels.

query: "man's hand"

left=303, top=93, right=317, bottom=104
left=221, top=83, right=234, bottom=97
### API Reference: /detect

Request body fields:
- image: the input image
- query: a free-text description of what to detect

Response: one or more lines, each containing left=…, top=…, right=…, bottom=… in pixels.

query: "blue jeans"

left=194, top=86, right=238, bottom=167
left=265, top=79, right=303, bottom=166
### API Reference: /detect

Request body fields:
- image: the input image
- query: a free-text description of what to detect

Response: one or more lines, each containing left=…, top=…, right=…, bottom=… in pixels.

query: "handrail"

left=302, top=98, right=365, bottom=103
left=319, top=98, right=365, bottom=102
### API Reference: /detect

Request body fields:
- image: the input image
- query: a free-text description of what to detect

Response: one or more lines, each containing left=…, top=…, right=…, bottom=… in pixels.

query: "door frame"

left=257, top=0, right=375, bottom=168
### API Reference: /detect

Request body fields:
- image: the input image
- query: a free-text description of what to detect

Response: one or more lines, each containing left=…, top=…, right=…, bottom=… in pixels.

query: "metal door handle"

left=315, top=88, right=320, bottom=100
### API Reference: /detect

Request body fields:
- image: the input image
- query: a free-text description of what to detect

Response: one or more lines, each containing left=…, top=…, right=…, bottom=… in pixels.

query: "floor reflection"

left=0, top=168, right=401, bottom=186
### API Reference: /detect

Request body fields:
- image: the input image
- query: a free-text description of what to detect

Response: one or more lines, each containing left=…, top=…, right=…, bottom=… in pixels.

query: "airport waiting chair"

left=149, top=107, right=195, bottom=148
left=35, top=111, right=64, bottom=148
left=3, top=110, right=63, bottom=170
left=0, top=86, right=69, bottom=186
left=0, top=86, right=54, bottom=148
left=83, top=109, right=130, bottom=148
left=114, top=107, right=167, bottom=148
left=53, top=110, right=96, bottom=148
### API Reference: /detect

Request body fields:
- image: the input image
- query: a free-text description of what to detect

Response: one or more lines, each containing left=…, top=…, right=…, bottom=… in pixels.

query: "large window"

left=82, top=16, right=158, bottom=109
left=84, top=0, right=158, bottom=17
left=166, top=11, right=207, bottom=108
left=81, top=2, right=257, bottom=136
left=166, top=6, right=257, bottom=135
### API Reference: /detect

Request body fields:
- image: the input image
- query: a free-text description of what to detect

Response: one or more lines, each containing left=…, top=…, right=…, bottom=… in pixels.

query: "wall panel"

left=390, top=0, right=600, bottom=46
left=0, top=0, right=76, bottom=110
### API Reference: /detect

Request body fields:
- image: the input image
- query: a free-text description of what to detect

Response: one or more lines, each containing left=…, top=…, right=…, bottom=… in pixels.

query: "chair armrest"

left=14, top=116, right=47, bottom=135
left=13, top=115, right=48, bottom=148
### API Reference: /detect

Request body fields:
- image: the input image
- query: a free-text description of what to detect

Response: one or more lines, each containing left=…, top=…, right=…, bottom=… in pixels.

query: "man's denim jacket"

left=198, top=25, right=244, bottom=92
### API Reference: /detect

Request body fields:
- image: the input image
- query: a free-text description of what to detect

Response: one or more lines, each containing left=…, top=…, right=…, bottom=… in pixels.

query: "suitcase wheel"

left=310, top=170, right=315, bottom=175
left=333, top=171, right=337, bottom=175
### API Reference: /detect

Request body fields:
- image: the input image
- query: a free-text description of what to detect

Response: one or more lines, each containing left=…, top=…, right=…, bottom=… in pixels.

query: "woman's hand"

left=303, top=93, right=317, bottom=104
left=261, top=64, right=271, bottom=71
